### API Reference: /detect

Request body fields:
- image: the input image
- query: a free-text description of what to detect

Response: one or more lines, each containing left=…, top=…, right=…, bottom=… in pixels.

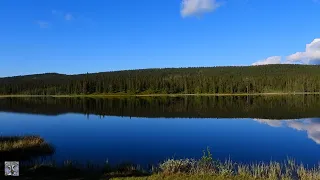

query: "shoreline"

left=0, top=92, right=320, bottom=98
left=1, top=152, right=319, bottom=179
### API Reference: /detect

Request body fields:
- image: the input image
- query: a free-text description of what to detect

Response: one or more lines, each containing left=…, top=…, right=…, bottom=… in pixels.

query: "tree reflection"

left=0, top=95, right=320, bottom=119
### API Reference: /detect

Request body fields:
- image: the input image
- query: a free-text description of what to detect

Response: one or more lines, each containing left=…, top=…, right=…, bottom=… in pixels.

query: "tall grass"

left=157, top=148, right=320, bottom=180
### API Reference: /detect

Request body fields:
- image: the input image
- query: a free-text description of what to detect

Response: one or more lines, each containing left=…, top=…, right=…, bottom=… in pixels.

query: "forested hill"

left=0, top=64, right=320, bottom=95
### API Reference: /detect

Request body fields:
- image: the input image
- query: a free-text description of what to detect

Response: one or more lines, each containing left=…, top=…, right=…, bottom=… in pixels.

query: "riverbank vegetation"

left=0, top=64, right=320, bottom=95
left=1, top=147, right=319, bottom=180
left=0, top=136, right=54, bottom=161
left=139, top=148, right=320, bottom=180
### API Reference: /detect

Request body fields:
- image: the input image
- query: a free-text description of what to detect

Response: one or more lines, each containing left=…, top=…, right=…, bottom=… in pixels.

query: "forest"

left=0, top=64, right=320, bottom=95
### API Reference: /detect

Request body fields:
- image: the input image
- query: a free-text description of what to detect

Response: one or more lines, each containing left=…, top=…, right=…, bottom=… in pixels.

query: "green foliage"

left=198, top=147, right=214, bottom=171
left=1, top=65, right=320, bottom=95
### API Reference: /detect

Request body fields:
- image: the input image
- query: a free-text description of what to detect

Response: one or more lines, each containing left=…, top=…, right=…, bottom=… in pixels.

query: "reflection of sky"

left=254, top=118, right=320, bottom=144
left=1, top=112, right=320, bottom=166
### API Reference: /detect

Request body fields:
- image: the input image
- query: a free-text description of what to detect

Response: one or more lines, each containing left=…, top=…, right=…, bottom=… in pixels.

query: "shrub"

left=159, top=158, right=196, bottom=175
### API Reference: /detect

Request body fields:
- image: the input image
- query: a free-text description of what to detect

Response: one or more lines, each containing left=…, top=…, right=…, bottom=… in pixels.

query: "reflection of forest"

left=255, top=118, right=320, bottom=144
left=0, top=95, right=320, bottom=119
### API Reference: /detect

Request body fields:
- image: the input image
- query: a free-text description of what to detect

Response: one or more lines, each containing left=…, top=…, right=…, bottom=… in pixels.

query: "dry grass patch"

left=0, top=136, right=54, bottom=161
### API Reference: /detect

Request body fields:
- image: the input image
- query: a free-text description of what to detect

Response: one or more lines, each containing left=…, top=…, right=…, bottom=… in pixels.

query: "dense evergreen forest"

left=0, top=64, right=320, bottom=95
left=1, top=95, right=320, bottom=119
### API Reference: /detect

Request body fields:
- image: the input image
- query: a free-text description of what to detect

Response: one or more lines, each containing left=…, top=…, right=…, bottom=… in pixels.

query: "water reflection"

left=255, top=118, right=320, bottom=144
left=1, top=114, right=320, bottom=166
left=1, top=95, right=320, bottom=119
left=254, top=119, right=284, bottom=127
left=1, top=96, right=320, bottom=166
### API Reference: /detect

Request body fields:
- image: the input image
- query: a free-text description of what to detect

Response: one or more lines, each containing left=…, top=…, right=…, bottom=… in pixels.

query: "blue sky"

left=0, top=0, right=320, bottom=77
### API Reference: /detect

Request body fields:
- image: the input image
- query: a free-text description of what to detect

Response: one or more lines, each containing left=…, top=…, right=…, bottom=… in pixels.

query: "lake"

left=1, top=95, right=320, bottom=167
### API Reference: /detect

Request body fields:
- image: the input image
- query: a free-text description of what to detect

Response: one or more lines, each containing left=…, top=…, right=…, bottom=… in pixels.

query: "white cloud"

left=252, top=38, right=320, bottom=65
left=36, top=21, right=50, bottom=28
left=181, top=0, right=221, bottom=17
left=286, top=39, right=320, bottom=65
left=252, top=56, right=282, bottom=66
left=65, top=13, right=74, bottom=21
left=287, top=119, right=320, bottom=144
left=255, top=118, right=320, bottom=145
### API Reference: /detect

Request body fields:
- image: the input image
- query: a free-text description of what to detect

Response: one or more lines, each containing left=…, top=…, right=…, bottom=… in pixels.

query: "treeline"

left=1, top=95, right=320, bottom=119
left=0, top=64, right=320, bottom=95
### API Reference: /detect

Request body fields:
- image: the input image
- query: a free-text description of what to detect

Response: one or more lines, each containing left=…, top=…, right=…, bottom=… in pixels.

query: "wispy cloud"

left=52, top=10, right=63, bottom=16
left=181, top=0, right=222, bottom=18
left=52, top=10, right=74, bottom=21
left=35, top=21, right=50, bottom=28
left=252, top=39, right=320, bottom=65
left=64, top=13, right=74, bottom=21
left=34, top=10, right=81, bottom=28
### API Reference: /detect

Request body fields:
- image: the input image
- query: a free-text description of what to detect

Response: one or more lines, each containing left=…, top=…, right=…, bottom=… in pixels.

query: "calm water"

left=1, top=95, right=320, bottom=166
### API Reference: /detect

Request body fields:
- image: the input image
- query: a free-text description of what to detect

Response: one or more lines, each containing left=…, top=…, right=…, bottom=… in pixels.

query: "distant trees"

left=0, top=65, right=320, bottom=95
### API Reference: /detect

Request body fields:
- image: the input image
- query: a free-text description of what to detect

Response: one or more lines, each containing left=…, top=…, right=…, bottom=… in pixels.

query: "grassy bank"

left=0, top=136, right=54, bottom=161
left=130, top=148, right=320, bottom=180
left=113, top=174, right=267, bottom=180
left=1, top=147, right=319, bottom=179
left=1, top=92, right=320, bottom=98
left=3, top=159, right=319, bottom=180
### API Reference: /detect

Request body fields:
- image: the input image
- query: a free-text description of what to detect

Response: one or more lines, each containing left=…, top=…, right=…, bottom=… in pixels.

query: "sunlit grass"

left=2, top=155, right=320, bottom=180
left=0, top=136, right=46, bottom=151
left=112, top=160, right=320, bottom=180
left=0, top=135, right=54, bottom=161
left=112, top=174, right=261, bottom=180
left=113, top=148, right=320, bottom=180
